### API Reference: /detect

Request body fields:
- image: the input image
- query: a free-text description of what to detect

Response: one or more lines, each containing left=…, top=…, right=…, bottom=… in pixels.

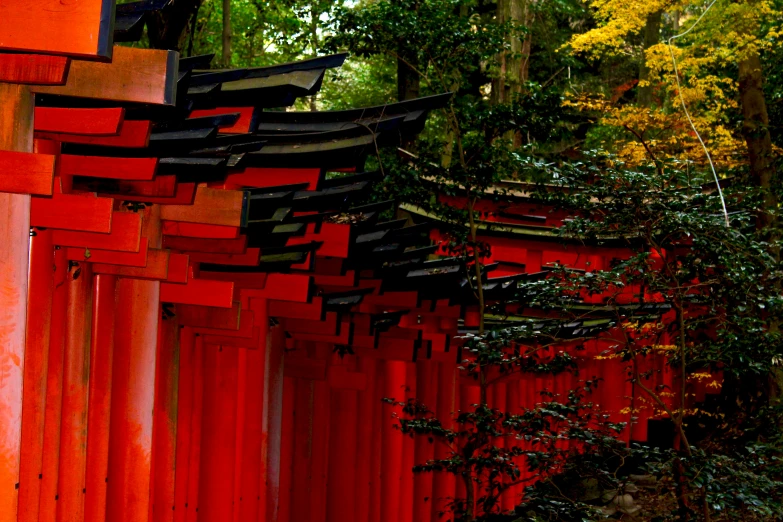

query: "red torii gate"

left=0, top=3, right=722, bottom=522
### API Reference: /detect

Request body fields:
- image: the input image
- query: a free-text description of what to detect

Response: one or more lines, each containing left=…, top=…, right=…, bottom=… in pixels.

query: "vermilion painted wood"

left=326, top=385, right=358, bottom=522
left=160, top=186, right=246, bottom=227
left=92, top=175, right=178, bottom=199
left=184, top=336, right=205, bottom=522
left=37, top=120, right=152, bottom=148
left=18, top=229, right=55, bottom=522
left=198, top=345, right=239, bottom=522
left=150, top=315, right=179, bottom=522
left=33, top=47, right=178, bottom=105
left=178, top=303, right=241, bottom=330
left=164, top=254, right=190, bottom=284
left=31, top=192, right=113, bottom=233
left=162, top=221, right=240, bottom=239
left=379, top=361, right=406, bottom=522
left=0, top=0, right=113, bottom=57
left=0, top=54, right=69, bottom=84
left=106, top=279, right=161, bottom=522
left=288, top=223, right=350, bottom=258
left=189, top=107, right=256, bottom=134
left=412, top=360, right=436, bottom=522
left=232, top=349, right=247, bottom=522
left=193, top=310, right=254, bottom=338
left=93, top=248, right=170, bottom=280
left=432, top=363, right=458, bottom=519
left=310, top=373, right=331, bottom=522
left=0, top=149, right=55, bottom=195
left=222, top=167, right=321, bottom=190
left=264, top=325, right=285, bottom=522
left=265, top=298, right=323, bottom=321
left=59, top=154, right=158, bottom=181
left=118, top=181, right=197, bottom=205
left=34, top=107, right=124, bottom=135
left=160, top=279, right=234, bottom=308
left=289, top=377, right=314, bottom=521
left=163, top=235, right=248, bottom=255
left=56, top=263, right=93, bottom=522
left=0, top=83, right=33, bottom=521
left=201, top=327, right=262, bottom=348
left=355, top=357, right=378, bottom=522
left=173, top=328, right=195, bottom=522
left=188, top=248, right=260, bottom=266
left=66, top=238, right=150, bottom=267
left=53, top=211, right=143, bottom=252
left=38, top=248, right=68, bottom=522
left=84, top=274, right=116, bottom=522
left=236, top=300, right=268, bottom=521
left=274, top=376, right=296, bottom=522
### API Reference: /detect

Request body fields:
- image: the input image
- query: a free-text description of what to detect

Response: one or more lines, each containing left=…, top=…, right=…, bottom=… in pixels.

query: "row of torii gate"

left=0, top=2, right=716, bottom=522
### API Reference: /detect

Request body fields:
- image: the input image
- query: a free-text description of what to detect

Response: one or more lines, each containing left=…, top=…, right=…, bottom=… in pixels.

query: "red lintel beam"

left=160, top=186, right=247, bottom=227
left=189, top=107, right=256, bottom=134
left=178, top=303, right=241, bottom=330
left=114, top=182, right=196, bottom=205
left=160, top=278, right=234, bottom=308
left=162, top=221, right=240, bottom=239
left=93, top=248, right=170, bottom=280
left=34, top=107, right=124, bottom=135
left=53, top=211, right=142, bottom=253
left=0, top=0, right=114, bottom=58
left=162, top=235, right=248, bottom=255
left=221, top=167, right=322, bottom=191
left=37, top=120, right=152, bottom=148
left=0, top=54, right=70, bottom=85
left=31, top=192, right=113, bottom=233
left=0, top=150, right=55, bottom=195
left=66, top=238, right=150, bottom=267
left=60, top=155, right=158, bottom=181
left=32, top=47, right=178, bottom=105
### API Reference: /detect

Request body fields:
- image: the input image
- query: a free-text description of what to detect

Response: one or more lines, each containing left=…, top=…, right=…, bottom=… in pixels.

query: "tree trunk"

left=222, top=0, right=232, bottom=66
left=637, top=10, right=662, bottom=107
left=492, top=0, right=532, bottom=105
left=147, top=0, right=204, bottom=51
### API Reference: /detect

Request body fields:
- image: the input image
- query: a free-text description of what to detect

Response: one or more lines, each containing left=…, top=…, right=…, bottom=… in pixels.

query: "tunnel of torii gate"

left=0, top=2, right=724, bottom=522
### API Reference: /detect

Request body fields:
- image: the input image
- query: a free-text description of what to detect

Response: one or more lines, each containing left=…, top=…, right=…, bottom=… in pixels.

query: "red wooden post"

left=432, top=362, right=457, bottom=519
left=38, top=248, right=68, bottom=522
left=84, top=274, right=117, bottom=522
left=265, top=324, right=287, bottom=522
left=355, top=356, right=378, bottom=522
left=0, top=83, right=34, bottom=522
left=197, top=343, right=239, bottom=521
left=380, top=360, right=406, bottom=522
left=106, top=278, right=161, bottom=522
left=184, top=336, right=205, bottom=522
left=275, top=376, right=296, bottom=522
left=325, top=358, right=358, bottom=522
left=150, top=312, right=180, bottom=522
left=289, top=376, right=314, bottom=522
left=413, top=359, right=437, bottom=522
left=18, top=227, right=55, bottom=522
left=173, top=327, right=196, bottom=522
left=56, top=262, right=93, bottom=521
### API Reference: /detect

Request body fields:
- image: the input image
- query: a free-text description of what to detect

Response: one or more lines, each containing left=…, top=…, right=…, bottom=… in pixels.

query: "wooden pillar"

left=56, top=262, right=93, bottom=522
left=18, top=227, right=55, bottom=522
left=197, top=343, right=238, bottom=521
left=184, top=336, right=205, bottom=522
left=265, top=324, right=286, bottom=522
left=38, top=248, right=68, bottom=522
left=432, top=362, right=457, bottom=519
left=0, top=82, right=33, bottom=521
left=275, top=376, right=296, bottom=522
left=380, top=360, right=406, bottom=522
left=84, top=274, right=117, bottom=522
left=354, top=357, right=377, bottom=522
left=150, top=311, right=180, bottom=522
left=413, top=360, right=436, bottom=522
left=173, top=327, right=195, bottom=522
left=106, top=278, right=161, bottom=522
left=325, top=359, right=358, bottom=522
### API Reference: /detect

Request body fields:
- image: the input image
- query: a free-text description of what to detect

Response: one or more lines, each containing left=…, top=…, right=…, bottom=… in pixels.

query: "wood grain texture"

left=66, top=239, right=149, bottom=267
left=33, top=46, right=178, bottom=105
left=93, top=248, right=170, bottom=280
left=0, top=149, right=55, bottom=195
left=160, top=186, right=246, bottom=227
left=53, top=212, right=142, bottom=252
left=34, top=107, right=124, bottom=135
left=0, top=54, right=69, bottom=85
left=0, top=0, right=114, bottom=58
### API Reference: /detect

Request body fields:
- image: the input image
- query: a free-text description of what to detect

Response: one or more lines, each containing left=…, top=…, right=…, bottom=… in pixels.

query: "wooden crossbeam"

left=0, top=54, right=70, bottom=84
left=161, top=221, right=240, bottom=239
left=34, top=107, right=124, bottom=135
left=31, top=192, right=113, bottom=232
left=0, top=0, right=114, bottom=58
left=160, top=278, right=234, bottom=308
left=33, top=47, right=178, bottom=105
left=93, top=248, right=170, bottom=280
left=0, top=150, right=55, bottom=195
left=36, top=120, right=152, bottom=148
left=160, top=186, right=247, bottom=227
left=162, top=235, right=248, bottom=255
left=52, top=212, right=142, bottom=252
left=114, top=181, right=196, bottom=205
left=59, top=155, right=157, bottom=181
left=189, top=107, right=257, bottom=134
left=66, top=239, right=150, bottom=267
left=164, top=253, right=189, bottom=284
left=179, top=303, right=241, bottom=330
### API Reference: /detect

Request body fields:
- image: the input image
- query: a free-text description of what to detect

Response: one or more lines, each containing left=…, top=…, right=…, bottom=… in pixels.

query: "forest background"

left=124, top=0, right=783, bottom=520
